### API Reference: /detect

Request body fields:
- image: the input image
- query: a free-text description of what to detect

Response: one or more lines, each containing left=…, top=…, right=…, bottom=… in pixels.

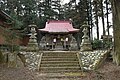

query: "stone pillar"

left=80, top=22, right=92, bottom=51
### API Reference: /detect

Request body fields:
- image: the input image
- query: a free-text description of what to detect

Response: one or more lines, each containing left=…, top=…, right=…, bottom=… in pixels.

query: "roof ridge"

left=47, top=20, right=71, bottom=24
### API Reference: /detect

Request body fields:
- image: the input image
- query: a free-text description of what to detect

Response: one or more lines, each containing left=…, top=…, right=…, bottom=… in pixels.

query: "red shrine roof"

left=39, top=20, right=79, bottom=34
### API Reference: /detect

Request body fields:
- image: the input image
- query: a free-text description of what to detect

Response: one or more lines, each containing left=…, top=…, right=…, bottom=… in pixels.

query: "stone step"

left=37, top=72, right=85, bottom=78
left=39, top=51, right=80, bottom=73
left=41, top=61, right=79, bottom=64
left=43, top=54, right=77, bottom=56
left=40, top=69, right=82, bottom=73
left=42, top=56, right=77, bottom=58
left=42, top=51, right=76, bottom=54
left=43, top=52, right=76, bottom=54
left=41, top=51, right=78, bottom=53
left=40, top=68, right=81, bottom=73
left=40, top=67, right=80, bottom=71
left=41, top=63, right=80, bottom=67
left=42, top=58, right=78, bottom=61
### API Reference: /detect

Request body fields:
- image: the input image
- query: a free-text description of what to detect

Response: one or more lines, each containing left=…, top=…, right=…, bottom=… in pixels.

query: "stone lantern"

left=80, top=22, right=92, bottom=51
left=27, top=24, right=39, bottom=51
left=25, top=24, right=40, bottom=70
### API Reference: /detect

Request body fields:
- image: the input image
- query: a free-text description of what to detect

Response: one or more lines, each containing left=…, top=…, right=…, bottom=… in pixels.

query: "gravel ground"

left=0, top=60, right=120, bottom=80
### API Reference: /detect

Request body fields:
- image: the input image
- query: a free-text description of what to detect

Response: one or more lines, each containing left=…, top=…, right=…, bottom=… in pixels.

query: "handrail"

left=37, top=52, right=43, bottom=71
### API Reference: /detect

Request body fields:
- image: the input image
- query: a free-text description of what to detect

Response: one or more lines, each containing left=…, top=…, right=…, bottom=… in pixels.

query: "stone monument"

left=80, top=22, right=92, bottom=51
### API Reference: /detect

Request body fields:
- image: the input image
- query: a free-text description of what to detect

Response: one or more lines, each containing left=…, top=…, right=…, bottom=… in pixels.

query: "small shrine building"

left=39, top=20, right=79, bottom=50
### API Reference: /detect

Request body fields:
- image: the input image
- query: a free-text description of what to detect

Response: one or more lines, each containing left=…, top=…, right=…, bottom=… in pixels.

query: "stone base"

left=80, top=44, right=92, bottom=51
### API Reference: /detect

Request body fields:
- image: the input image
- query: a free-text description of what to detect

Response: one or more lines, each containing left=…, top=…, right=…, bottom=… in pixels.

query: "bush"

left=103, top=40, right=113, bottom=49
left=92, top=38, right=113, bottom=50
left=92, top=39, right=103, bottom=50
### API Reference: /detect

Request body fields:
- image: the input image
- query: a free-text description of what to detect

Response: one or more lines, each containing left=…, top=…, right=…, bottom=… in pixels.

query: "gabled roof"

left=39, top=20, right=79, bottom=34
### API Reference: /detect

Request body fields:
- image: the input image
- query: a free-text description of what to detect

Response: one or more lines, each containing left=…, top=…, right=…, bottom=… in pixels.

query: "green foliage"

left=92, top=39, right=103, bottom=50
left=0, top=24, right=21, bottom=52
left=10, top=12, right=23, bottom=29
left=92, top=38, right=113, bottom=50
left=103, top=40, right=113, bottom=49
left=0, top=0, right=93, bottom=30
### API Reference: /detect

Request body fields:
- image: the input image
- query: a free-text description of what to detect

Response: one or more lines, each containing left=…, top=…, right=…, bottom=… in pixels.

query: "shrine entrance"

left=40, top=34, right=72, bottom=50
left=39, top=20, right=79, bottom=50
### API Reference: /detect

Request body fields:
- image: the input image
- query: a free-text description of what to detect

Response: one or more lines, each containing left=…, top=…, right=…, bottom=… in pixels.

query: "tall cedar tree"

left=111, top=0, right=120, bottom=66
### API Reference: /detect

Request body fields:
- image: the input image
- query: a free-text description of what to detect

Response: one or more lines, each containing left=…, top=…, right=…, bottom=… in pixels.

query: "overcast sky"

left=62, top=0, right=70, bottom=4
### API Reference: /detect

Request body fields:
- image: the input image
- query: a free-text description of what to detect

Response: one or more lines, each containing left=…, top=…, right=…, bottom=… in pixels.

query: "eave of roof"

left=0, top=9, right=13, bottom=21
left=39, top=20, right=79, bottom=34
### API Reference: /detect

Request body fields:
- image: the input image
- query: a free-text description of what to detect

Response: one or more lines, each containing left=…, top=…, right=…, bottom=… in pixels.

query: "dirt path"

left=0, top=60, right=120, bottom=80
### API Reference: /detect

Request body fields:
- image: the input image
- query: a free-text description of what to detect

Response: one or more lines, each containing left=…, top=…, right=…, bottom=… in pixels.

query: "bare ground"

left=0, top=60, right=120, bottom=80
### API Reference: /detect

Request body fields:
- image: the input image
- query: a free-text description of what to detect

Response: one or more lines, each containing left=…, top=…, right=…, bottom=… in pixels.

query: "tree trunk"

left=101, top=0, right=106, bottom=35
left=106, top=0, right=110, bottom=35
left=111, top=0, right=120, bottom=65
left=95, top=2, right=99, bottom=39
left=89, top=0, right=93, bottom=40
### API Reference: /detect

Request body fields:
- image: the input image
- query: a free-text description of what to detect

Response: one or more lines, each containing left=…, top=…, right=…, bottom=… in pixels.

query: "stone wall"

left=77, top=50, right=108, bottom=70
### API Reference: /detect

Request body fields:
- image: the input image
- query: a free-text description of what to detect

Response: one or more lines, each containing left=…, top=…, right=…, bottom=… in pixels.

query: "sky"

left=62, top=0, right=70, bottom=4
left=93, top=14, right=113, bottom=39
left=62, top=0, right=79, bottom=4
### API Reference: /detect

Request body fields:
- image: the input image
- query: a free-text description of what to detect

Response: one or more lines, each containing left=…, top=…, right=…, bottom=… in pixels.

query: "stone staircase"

left=39, top=51, right=81, bottom=73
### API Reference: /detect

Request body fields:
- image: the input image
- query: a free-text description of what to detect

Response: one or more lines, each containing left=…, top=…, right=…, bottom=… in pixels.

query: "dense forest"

left=0, top=0, right=112, bottom=38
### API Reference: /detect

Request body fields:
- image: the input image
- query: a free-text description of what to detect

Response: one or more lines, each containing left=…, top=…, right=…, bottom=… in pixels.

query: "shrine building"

left=0, top=10, right=13, bottom=46
left=39, top=20, right=79, bottom=50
